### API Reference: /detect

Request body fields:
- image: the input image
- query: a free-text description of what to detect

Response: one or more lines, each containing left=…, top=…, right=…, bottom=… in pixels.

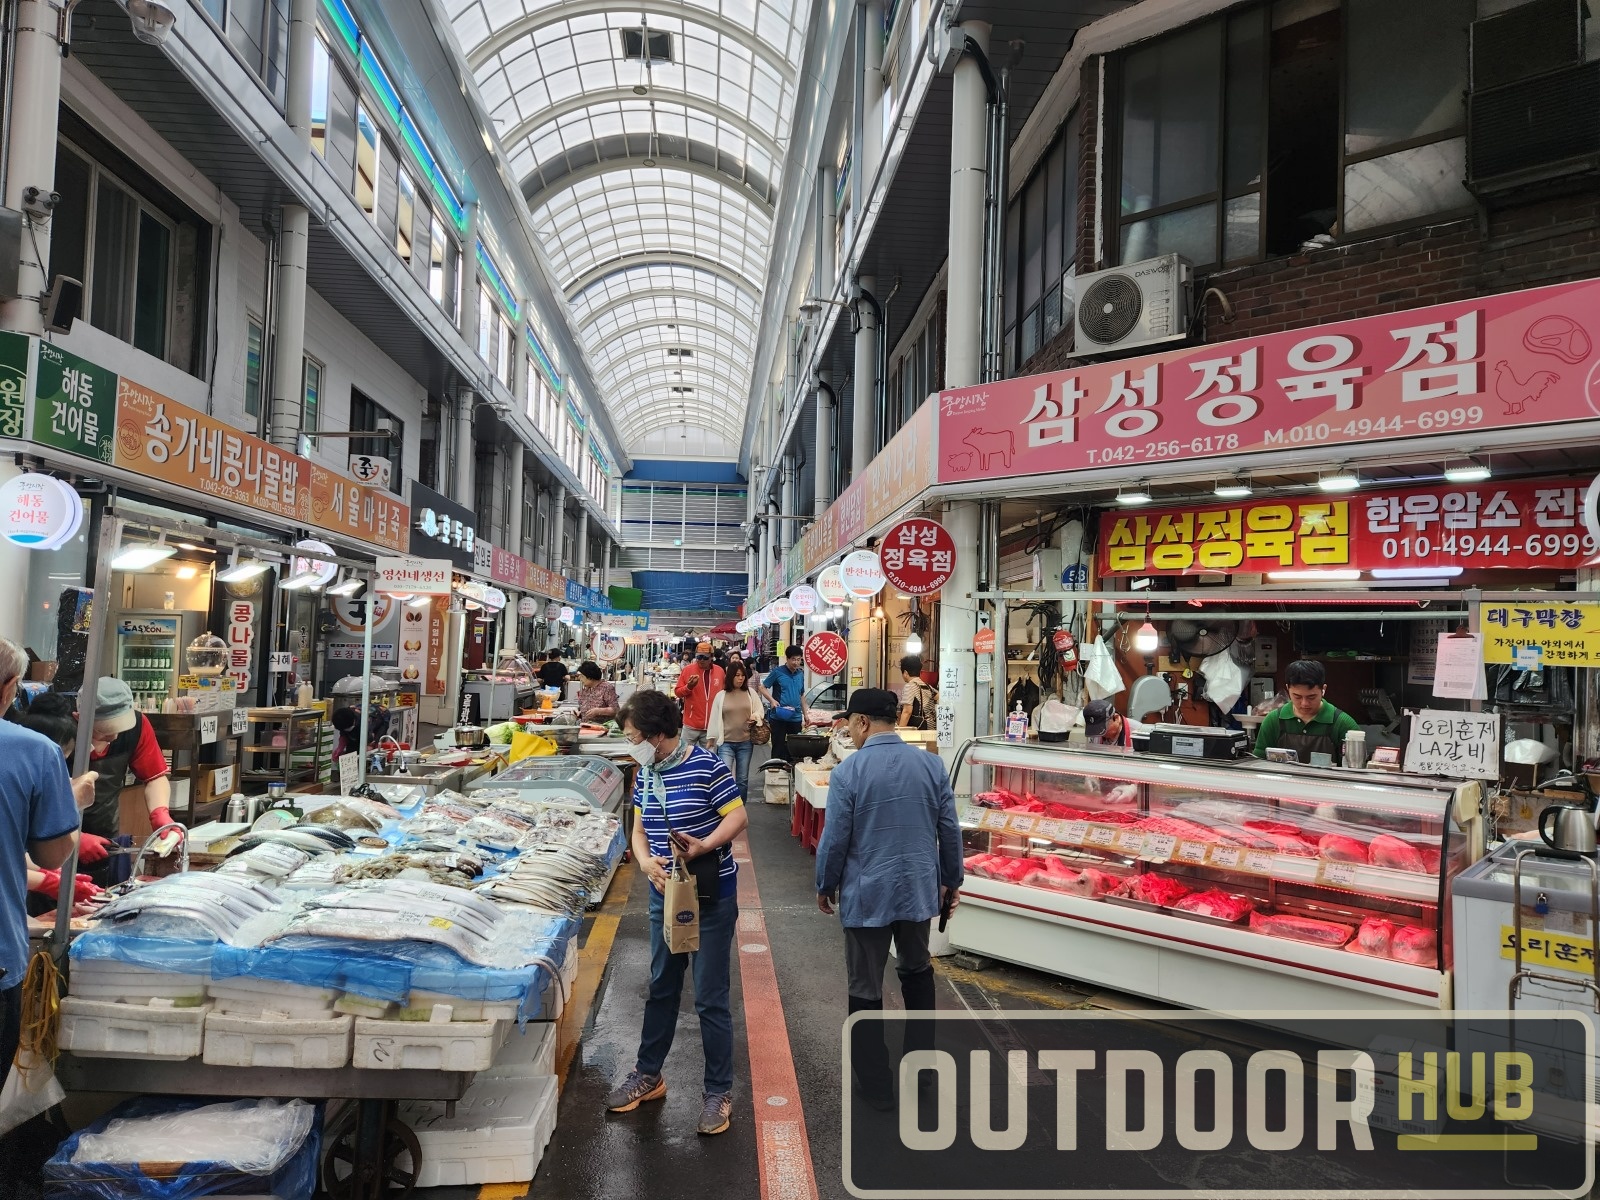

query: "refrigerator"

left=111, top=611, right=202, bottom=710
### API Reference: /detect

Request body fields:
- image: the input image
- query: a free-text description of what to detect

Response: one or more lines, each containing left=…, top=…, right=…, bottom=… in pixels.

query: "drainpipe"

left=945, top=22, right=992, bottom=389
left=268, top=0, right=315, bottom=450
left=852, top=277, right=879, bottom=480
left=814, top=373, right=836, bottom=515
left=0, top=0, right=65, bottom=337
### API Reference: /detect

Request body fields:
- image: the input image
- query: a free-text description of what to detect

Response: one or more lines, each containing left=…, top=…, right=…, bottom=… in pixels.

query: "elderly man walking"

left=815, top=688, right=963, bottom=1109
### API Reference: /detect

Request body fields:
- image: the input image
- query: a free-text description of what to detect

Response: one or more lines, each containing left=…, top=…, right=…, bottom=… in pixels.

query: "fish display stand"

left=949, top=738, right=1485, bottom=1012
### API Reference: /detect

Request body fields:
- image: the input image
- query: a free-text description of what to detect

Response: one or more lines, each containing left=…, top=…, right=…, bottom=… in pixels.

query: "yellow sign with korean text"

left=1482, top=602, right=1600, bottom=668
left=1502, top=925, right=1595, bottom=975
left=1099, top=498, right=1351, bottom=575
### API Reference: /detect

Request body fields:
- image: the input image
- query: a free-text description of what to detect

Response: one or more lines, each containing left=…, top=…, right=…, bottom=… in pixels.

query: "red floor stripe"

left=733, top=833, right=821, bottom=1200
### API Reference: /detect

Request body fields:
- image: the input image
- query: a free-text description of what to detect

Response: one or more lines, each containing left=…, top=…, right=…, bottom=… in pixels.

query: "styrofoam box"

left=59, top=998, right=207, bottom=1060
left=399, top=993, right=521, bottom=1023
left=352, top=1017, right=506, bottom=1072
left=68, top=963, right=209, bottom=1007
left=484, top=1021, right=557, bottom=1082
left=398, top=1074, right=558, bottom=1188
left=203, top=1012, right=354, bottom=1069
left=531, top=938, right=580, bottom=1023
left=207, top=979, right=340, bottom=1021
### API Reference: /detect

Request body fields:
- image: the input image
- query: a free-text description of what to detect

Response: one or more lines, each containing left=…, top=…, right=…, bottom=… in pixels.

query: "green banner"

left=0, top=331, right=27, bottom=439
left=33, top=341, right=116, bottom=463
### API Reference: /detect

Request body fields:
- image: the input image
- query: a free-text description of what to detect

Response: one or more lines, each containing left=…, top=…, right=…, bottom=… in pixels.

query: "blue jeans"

left=716, top=740, right=753, bottom=799
left=638, top=889, right=739, bottom=1095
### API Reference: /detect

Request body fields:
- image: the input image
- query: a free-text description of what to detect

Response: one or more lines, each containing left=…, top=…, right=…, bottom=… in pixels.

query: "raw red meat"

left=1119, top=873, right=1194, bottom=906
left=1173, top=890, right=1253, bottom=921
left=1356, top=918, right=1396, bottom=956
left=1369, top=834, right=1427, bottom=873
left=1090, top=810, right=1143, bottom=826
left=1136, top=816, right=1232, bottom=845
left=1256, top=832, right=1318, bottom=857
left=1420, top=846, right=1441, bottom=873
left=1318, top=834, right=1369, bottom=864
left=995, top=857, right=1035, bottom=882
left=1391, top=926, right=1437, bottom=966
left=1070, top=868, right=1117, bottom=897
left=1249, top=911, right=1355, bottom=946
left=1245, top=819, right=1305, bottom=838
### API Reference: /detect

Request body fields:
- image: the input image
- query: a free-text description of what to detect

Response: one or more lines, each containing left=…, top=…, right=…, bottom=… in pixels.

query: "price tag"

left=231, top=707, right=249, bottom=736
left=199, top=715, right=218, bottom=745
left=1087, top=826, right=1118, bottom=847
left=1063, top=821, right=1090, bottom=845
left=1036, top=818, right=1069, bottom=842
left=1143, top=834, right=1178, bottom=861
left=1008, top=814, right=1039, bottom=836
left=338, top=752, right=361, bottom=797
left=1243, top=850, right=1275, bottom=875
left=212, top=764, right=234, bottom=795
left=979, top=809, right=1011, bottom=831
left=1320, top=861, right=1360, bottom=889
left=1176, top=841, right=1209, bottom=865
left=1208, top=846, right=1242, bottom=870
left=1115, top=830, right=1147, bottom=855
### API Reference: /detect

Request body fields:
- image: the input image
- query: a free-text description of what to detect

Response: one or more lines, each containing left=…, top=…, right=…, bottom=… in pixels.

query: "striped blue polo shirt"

left=633, top=743, right=743, bottom=899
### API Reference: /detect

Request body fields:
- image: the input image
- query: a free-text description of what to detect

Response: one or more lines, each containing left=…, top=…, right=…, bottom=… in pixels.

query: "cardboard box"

left=28, top=661, right=57, bottom=682
left=191, top=763, right=236, bottom=810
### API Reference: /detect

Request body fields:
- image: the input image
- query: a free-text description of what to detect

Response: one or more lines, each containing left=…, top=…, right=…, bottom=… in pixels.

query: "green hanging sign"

left=33, top=341, right=116, bottom=463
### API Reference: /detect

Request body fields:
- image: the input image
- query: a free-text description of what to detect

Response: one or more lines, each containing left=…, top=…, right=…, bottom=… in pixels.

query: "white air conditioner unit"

left=1071, top=253, right=1192, bottom=356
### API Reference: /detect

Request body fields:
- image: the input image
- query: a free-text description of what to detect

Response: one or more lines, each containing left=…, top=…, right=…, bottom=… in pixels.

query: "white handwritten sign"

left=1403, top=708, right=1500, bottom=780
left=231, top=706, right=249, bottom=736
left=935, top=704, right=955, bottom=749
left=199, top=715, right=218, bottom=745
left=338, top=752, right=361, bottom=796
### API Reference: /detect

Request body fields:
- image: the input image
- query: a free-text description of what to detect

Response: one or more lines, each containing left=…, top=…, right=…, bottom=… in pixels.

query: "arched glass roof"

left=445, top=0, right=810, bottom=459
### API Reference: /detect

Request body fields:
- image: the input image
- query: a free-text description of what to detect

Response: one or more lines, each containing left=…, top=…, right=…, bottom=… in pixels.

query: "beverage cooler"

left=949, top=740, right=1487, bottom=1010
left=109, top=612, right=202, bottom=710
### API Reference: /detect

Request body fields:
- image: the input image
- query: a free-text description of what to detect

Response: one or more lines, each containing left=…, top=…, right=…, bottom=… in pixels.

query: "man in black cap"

left=815, top=688, right=963, bottom=1110
left=1083, top=697, right=1133, bottom=749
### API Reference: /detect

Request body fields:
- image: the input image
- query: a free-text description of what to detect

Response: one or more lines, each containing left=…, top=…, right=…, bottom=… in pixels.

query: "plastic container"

left=398, top=1075, right=558, bottom=1187
left=59, top=998, right=209, bottom=1060
left=203, top=1012, right=354, bottom=1069
left=483, top=1022, right=557, bottom=1082
left=351, top=1016, right=505, bottom=1071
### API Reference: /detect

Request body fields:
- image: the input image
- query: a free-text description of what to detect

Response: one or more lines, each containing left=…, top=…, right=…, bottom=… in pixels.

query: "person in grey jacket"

left=816, top=687, right=963, bottom=1109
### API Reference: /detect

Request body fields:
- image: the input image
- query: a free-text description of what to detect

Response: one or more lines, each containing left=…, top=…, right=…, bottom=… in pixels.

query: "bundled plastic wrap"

left=69, top=929, right=219, bottom=978
left=43, top=1097, right=320, bottom=1200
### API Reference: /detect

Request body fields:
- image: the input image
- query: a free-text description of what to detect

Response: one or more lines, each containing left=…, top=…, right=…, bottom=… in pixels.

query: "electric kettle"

left=1538, top=804, right=1597, bottom=856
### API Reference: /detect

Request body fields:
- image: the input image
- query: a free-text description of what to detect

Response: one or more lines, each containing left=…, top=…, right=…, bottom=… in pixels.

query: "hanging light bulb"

left=904, top=632, right=923, bottom=653
left=1134, top=620, right=1159, bottom=654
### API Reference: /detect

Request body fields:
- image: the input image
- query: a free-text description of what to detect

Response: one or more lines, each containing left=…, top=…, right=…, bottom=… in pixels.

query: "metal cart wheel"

left=320, top=1101, right=422, bottom=1200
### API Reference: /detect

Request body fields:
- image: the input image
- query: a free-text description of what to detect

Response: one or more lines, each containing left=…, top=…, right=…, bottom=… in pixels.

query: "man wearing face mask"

left=816, top=688, right=963, bottom=1110
left=673, top=641, right=724, bottom=745
left=606, top=689, right=748, bottom=1136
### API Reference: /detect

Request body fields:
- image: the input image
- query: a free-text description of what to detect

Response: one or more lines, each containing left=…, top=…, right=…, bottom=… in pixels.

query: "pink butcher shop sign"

left=937, top=277, right=1600, bottom=485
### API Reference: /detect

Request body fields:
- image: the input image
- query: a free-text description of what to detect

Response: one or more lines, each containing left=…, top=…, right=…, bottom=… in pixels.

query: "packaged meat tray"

left=1248, top=910, right=1355, bottom=947
left=1170, top=890, right=1255, bottom=925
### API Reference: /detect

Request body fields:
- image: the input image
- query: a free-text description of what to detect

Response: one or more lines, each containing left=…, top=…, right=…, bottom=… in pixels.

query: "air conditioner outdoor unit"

left=1071, top=253, right=1192, bottom=356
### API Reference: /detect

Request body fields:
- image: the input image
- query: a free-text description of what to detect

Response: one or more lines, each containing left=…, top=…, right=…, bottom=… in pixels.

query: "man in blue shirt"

left=758, top=644, right=806, bottom=761
left=0, top=638, right=81, bottom=1094
left=817, top=688, right=963, bottom=1109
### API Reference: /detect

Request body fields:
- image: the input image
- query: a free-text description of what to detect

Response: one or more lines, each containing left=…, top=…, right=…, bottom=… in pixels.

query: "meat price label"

left=1114, top=831, right=1146, bottom=854
left=1063, top=821, right=1090, bottom=844
left=1008, top=814, right=1039, bottom=835
left=1176, top=841, right=1210, bottom=864
left=1143, top=834, right=1178, bottom=861
left=1036, top=818, right=1069, bottom=842
left=1319, top=861, right=1361, bottom=888
left=1086, top=826, right=1118, bottom=847
left=1208, top=846, right=1242, bottom=870
left=978, top=809, right=1010, bottom=831
left=1243, top=850, right=1275, bottom=874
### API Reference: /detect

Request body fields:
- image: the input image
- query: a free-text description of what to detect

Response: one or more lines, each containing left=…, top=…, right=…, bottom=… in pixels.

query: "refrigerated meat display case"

left=949, top=739, right=1486, bottom=1010
left=466, top=755, right=627, bottom=816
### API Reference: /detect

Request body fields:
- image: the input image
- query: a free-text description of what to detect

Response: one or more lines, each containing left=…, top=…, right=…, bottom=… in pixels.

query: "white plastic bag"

left=1083, top=636, right=1124, bottom=701
left=73, top=1097, right=314, bottom=1172
left=0, top=1054, right=65, bottom=1137
left=1200, top=648, right=1246, bottom=716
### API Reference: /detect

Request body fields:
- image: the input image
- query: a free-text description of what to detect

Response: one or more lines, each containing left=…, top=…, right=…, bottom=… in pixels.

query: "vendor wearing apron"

left=83, top=678, right=178, bottom=882
left=1252, top=659, right=1360, bottom=764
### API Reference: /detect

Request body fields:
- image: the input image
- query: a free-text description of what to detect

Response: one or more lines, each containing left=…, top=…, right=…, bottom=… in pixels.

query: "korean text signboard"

left=1403, top=709, right=1500, bottom=779
left=1483, top=601, right=1600, bottom=669
left=878, top=517, right=957, bottom=596
left=375, top=556, right=452, bottom=595
left=34, top=342, right=115, bottom=463
left=940, top=276, right=1600, bottom=486
left=0, top=331, right=26, bottom=438
left=408, top=480, right=477, bottom=571
left=1100, top=479, right=1595, bottom=576
left=803, top=631, right=847, bottom=676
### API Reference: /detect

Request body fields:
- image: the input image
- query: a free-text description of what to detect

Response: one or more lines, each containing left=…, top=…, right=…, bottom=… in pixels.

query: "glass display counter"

left=950, top=740, right=1487, bottom=1010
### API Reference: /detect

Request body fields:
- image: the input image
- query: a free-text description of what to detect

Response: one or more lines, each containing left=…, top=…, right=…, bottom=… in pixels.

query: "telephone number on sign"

left=1379, top=532, right=1598, bottom=559
left=1265, top=407, right=1486, bottom=445
left=1087, top=434, right=1241, bottom=463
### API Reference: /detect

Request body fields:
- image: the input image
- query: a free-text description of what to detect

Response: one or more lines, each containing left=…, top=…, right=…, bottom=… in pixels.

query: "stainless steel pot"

left=1539, top=804, right=1597, bottom=856
left=454, top=725, right=488, bottom=749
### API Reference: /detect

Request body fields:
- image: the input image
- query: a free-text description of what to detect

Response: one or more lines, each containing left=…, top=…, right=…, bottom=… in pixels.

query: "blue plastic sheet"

left=42, top=1098, right=321, bottom=1200
left=69, top=932, right=217, bottom=976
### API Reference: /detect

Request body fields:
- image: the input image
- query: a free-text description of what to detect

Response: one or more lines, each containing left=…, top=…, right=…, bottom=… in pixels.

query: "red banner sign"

left=880, top=517, right=957, bottom=595
left=940, top=278, right=1600, bottom=486
left=804, top=632, right=848, bottom=676
left=1097, top=479, right=1594, bottom=576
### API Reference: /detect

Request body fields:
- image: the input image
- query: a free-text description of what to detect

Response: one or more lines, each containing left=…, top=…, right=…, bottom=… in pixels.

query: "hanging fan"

left=1168, top=618, right=1239, bottom=660
left=1228, top=620, right=1259, bottom=668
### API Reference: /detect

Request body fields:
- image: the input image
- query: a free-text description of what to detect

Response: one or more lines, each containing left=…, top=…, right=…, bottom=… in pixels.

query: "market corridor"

left=518, top=798, right=1094, bottom=1200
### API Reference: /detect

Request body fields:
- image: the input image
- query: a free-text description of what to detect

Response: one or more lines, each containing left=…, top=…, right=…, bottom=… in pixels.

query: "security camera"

left=126, top=0, right=178, bottom=47
left=20, top=188, right=59, bottom=222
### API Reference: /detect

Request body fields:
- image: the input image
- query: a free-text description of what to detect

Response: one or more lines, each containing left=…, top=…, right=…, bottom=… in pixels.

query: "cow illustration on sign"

left=960, top=427, right=1013, bottom=471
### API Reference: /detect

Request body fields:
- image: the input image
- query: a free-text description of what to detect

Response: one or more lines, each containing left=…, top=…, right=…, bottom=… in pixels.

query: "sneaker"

left=606, top=1070, right=666, bottom=1113
left=697, top=1091, right=733, bottom=1135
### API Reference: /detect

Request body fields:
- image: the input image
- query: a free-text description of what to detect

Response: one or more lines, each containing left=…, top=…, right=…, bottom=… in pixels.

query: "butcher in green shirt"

left=1253, top=659, right=1361, bottom=764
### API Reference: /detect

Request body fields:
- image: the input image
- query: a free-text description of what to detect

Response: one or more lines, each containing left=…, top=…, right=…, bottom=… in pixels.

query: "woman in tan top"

left=706, top=658, right=762, bottom=799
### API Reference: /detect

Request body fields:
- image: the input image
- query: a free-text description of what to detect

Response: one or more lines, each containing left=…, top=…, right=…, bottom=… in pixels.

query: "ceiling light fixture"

left=216, top=552, right=272, bottom=583
left=904, top=632, right=922, bottom=653
left=327, top=573, right=366, bottom=597
left=1134, top=619, right=1159, bottom=654
left=1266, top=569, right=1363, bottom=582
left=1443, top=455, right=1491, bottom=483
left=279, top=568, right=325, bottom=590
left=175, top=565, right=198, bottom=580
left=1117, top=481, right=1153, bottom=506
left=1318, top=465, right=1361, bottom=493
left=1213, top=475, right=1253, bottom=499
left=1369, top=566, right=1465, bottom=579
left=111, top=534, right=176, bottom=571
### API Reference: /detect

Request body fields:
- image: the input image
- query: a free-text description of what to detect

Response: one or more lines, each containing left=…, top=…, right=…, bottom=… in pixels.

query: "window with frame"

left=354, top=101, right=380, bottom=218
left=478, top=284, right=495, bottom=363
left=1112, top=0, right=1471, bottom=269
left=1003, top=115, right=1078, bottom=374
left=309, top=32, right=330, bottom=157
left=496, top=313, right=513, bottom=388
left=302, top=357, right=322, bottom=448
left=396, top=171, right=416, bottom=263
left=226, top=0, right=290, bottom=107
left=349, top=389, right=403, bottom=495
left=50, top=116, right=211, bottom=376
left=524, top=355, right=537, bottom=419
left=244, top=317, right=264, bottom=419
